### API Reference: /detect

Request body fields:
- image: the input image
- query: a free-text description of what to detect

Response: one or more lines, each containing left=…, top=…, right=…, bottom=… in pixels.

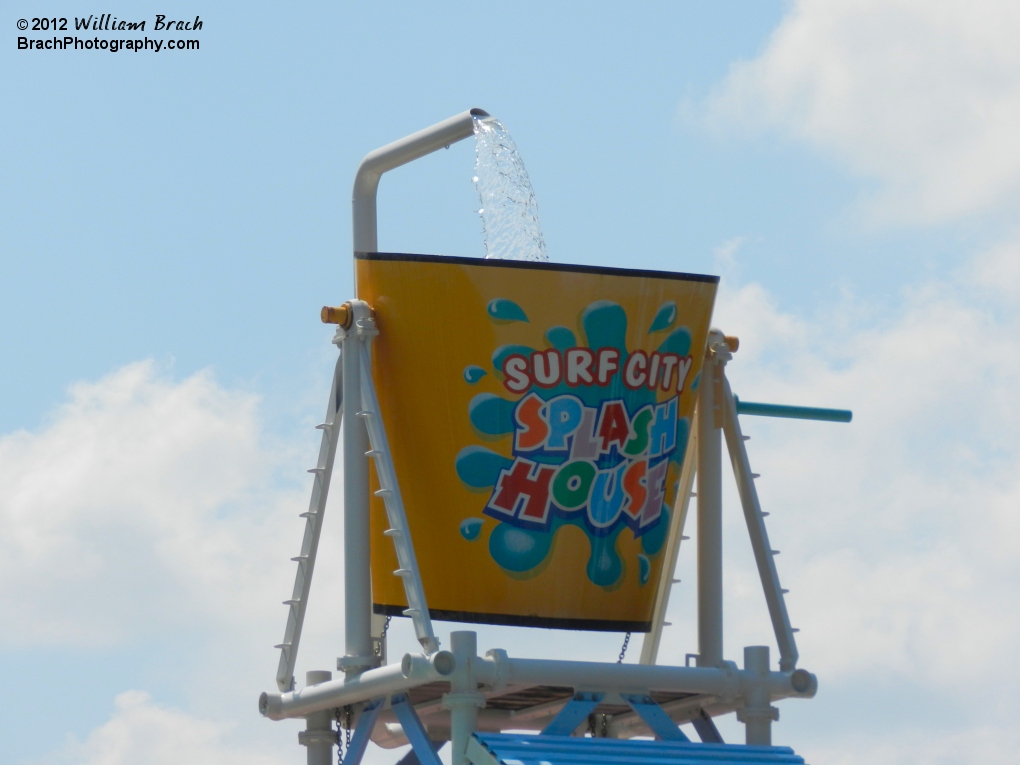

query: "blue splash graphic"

left=657, top=326, right=692, bottom=357
left=649, top=301, right=677, bottom=333
left=457, top=299, right=698, bottom=589
left=455, top=446, right=513, bottom=489
left=492, top=344, right=535, bottom=374
left=469, top=393, right=516, bottom=436
left=583, top=300, right=628, bottom=352
left=463, top=365, right=488, bottom=384
left=487, top=298, right=529, bottom=323
left=460, top=517, right=485, bottom=541
left=545, top=326, right=576, bottom=351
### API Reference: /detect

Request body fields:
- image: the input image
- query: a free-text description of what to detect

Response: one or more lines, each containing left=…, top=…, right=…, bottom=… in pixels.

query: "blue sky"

left=3, top=2, right=1020, bottom=764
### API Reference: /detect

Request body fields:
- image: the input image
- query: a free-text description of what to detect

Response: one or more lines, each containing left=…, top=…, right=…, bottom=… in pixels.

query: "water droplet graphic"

left=638, top=554, right=651, bottom=586
left=463, top=365, right=488, bottom=384
left=649, top=301, right=677, bottom=333
left=473, top=116, right=548, bottom=261
left=587, top=531, right=624, bottom=587
left=489, top=523, right=553, bottom=573
left=487, top=298, right=529, bottom=323
left=460, top=517, right=485, bottom=541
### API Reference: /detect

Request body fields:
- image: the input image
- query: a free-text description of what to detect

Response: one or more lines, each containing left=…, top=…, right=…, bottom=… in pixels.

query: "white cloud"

left=0, top=361, right=303, bottom=647
left=61, top=691, right=286, bottom=765
left=653, top=233, right=1020, bottom=761
left=0, top=360, right=357, bottom=763
left=801, top=725, right=1020, bottom=765
left=705, top=0, right=1020, bottom=223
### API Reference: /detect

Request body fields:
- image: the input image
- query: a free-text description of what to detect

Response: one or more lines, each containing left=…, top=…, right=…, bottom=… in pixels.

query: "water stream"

left=472, top=116, right=548, bottom=261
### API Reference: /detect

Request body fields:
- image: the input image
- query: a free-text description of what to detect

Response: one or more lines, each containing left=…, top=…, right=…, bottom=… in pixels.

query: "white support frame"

left=721, top=377, right=799, bottom=671
left=262, top=110, right=837, bottom=763
left=274, top=356, right=343, bottom=692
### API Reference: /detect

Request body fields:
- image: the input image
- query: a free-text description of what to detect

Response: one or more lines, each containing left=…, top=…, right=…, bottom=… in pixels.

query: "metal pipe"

left=260, top=651, right=456, bottom=721
left=298, top=671, right=336, bottom=765
left=275, top=356, right=344, bottom=692
left=352, top=108, right=490, bottom=256
left=446, top=632, right=484, bottom=765
left=341, top=301, right=375, bottom=675
left=722, top=380, right=800, bottom=671
left=734, top=397, right=852, bottom=423
left=479, top=656, right=739, bottom=697
left=697, top=333, right=727, bottom=667
left=474, top=654, right=813, bottom=700
left=737, top=646, right=777, bottom=746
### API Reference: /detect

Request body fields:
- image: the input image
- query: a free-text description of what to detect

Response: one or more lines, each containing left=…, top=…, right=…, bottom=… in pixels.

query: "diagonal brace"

left=721, top=375, right=799, bottom=671
left=342, top=699, right=385, bottom=765
left=541, top=692, right=604, bottom=736
left=621, top=694, right=690, bottom=741
left=391, top=694, right=444, bottom=765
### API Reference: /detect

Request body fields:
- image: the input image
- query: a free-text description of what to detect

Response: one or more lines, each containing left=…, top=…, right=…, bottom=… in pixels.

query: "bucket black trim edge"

left=355, top=251, right=719, bottom=284
left=373, top=603, right=651, bottom=633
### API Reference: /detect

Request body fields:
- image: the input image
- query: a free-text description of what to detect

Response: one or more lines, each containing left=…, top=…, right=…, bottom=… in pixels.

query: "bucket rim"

left=355, top=251, right=720, bottom=284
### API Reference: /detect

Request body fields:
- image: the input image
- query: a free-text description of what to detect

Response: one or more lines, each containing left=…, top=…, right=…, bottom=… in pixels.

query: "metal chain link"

left=374, top=616, right=392, bottom=657
left=587, top=713, right=597, bottom=738
left=617, top=631, right=631, bottom=663
left=335, top=705, right=352, bottom=765
left=335, top=708, right=344, bottom=765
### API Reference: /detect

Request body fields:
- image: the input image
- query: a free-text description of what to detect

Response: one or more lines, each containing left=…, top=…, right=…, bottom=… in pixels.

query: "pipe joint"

left=402, top=650, right=456, bottom=680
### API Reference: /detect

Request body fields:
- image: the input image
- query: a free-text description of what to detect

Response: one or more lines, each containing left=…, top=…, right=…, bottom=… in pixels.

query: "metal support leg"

left=722, top=377, right=799, bottom=671
left=444, top=632, right=485, bottom=765
left=697, top=334, right=730, bottom=667
left=341, top=300, right=375, bottom=675
left=639, top=410, right=698, bottom=666
left=275, top=356, right=343, bottom=692
left=298, top=671, right=335, bottom=765
left=738, top=646, right=778, bottom=746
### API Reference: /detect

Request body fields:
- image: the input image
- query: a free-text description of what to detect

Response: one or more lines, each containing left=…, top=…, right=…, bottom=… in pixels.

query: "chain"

left=587, top=712, right=610, bottom=738
left=617, top=631, right=631, bottom=663
left=335, top=708, right=343, bottom=765
left=335, top=705, right=352, bottom=765
left=374, top=616, right=392, bottom=657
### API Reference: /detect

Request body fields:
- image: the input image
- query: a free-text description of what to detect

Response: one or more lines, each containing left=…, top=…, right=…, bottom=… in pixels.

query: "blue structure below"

left=469, top=732, right=805, bottom=765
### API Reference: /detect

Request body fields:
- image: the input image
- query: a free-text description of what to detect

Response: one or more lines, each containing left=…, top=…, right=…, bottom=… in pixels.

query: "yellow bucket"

left=358, top=253, right=717, bottom=631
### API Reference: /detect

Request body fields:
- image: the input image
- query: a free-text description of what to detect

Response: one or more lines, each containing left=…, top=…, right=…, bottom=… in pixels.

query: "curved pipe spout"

left=352, top=107, right=490, bottom=255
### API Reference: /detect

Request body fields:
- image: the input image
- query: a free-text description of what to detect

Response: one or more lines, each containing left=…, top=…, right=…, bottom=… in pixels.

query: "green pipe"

left=734, top=396, right=852, bottom=423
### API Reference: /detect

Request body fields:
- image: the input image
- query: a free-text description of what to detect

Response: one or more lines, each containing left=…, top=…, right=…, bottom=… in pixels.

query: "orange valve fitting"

left=320, top=304, right=352, bottom=328
left=724, top=335, right=740, bottom=352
